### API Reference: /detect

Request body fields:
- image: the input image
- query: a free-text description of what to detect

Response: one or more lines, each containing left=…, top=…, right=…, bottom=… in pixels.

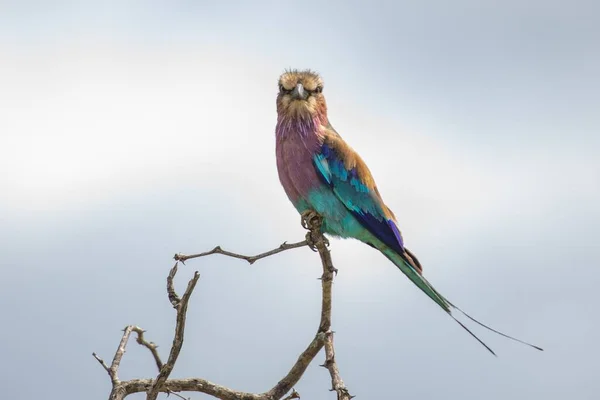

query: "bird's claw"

left=302, top=210, right=329, bottom=251
left=305, top=231, right=330, bottom=251
left=301, top=210, right=322, bottom=231
left=305, top=232, right=318, bottom=252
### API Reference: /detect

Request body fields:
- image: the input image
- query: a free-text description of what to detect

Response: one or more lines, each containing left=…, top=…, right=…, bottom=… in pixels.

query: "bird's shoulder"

left=318, top=123, right=397, bottom=221
left=319, top=123, right=376, bottom=191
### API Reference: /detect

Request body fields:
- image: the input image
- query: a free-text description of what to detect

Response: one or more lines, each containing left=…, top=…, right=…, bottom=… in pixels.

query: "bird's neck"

left=275, top=111, right=328, bottom=143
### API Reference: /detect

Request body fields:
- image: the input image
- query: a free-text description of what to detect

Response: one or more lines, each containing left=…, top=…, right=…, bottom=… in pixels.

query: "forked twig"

left=146, top=265, right=200, bottom=400
left=132, top=326, right=163, bottom=371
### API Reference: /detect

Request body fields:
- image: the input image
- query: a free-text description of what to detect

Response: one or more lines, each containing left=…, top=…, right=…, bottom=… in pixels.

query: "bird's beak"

left=291, top=83, right=308, bottom=100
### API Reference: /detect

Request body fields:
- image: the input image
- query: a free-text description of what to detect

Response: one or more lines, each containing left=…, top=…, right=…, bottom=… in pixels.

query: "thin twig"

left=93, top=352, right=111, bottom=375
left=167, top=262, right=181, bottom=307
left=263, top=331, right=327, bottom=399
left=146, top=266, right=200, bottom=400
left=109, top=326, right=136, bottom=384
left=301, top=211, right=354, bottom=400
left=132, top=326, right=163, bottom=371
left=323, top=332, right=352, bottom=400
left=173, top=240, right=308, bottom=264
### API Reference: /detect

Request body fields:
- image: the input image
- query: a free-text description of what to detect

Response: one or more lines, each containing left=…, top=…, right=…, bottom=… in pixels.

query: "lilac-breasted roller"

left=274, top=69, right=542, bottom=355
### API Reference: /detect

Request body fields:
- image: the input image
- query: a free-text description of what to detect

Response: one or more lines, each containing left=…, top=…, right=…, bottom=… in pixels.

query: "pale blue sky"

left=1, top=1, right=599, bottom=399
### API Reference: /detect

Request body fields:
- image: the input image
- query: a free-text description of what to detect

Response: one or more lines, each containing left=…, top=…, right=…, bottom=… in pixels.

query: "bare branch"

left=108, top=326, right=137, bottom=384
left=96, top=210, right=352, bottom=400
left=146, top=265, right=200, bottom=400
left=93, top=325, right=139, bottom=397
left=300, top=211, right=354, bottom=400
left=93, top=352, right=111, bottom=375
left=323, top=332, right=352, bottom=400
left=115, top=378, right=262, bottom=399
left=131, top=326, right=163, bottom=371
left=166, top=262, right=181, bottom=307
left=92, top=325, right=162, bottom=382
left=263, top=331, right=327, bottom=399
left=173, top=240, right=308, bottom=264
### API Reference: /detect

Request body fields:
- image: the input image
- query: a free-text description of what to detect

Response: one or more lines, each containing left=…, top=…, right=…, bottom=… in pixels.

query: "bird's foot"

left=304, top=231, right=330, bottom=252
left=301, top=210, right=329, bottom=251
left=301, top=210, right=322, bottom=231
left=305, top=231, right=318, bottom=252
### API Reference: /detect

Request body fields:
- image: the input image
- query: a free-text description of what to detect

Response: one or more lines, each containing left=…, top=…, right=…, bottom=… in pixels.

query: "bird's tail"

left=380, top=247, right=543, bottom=356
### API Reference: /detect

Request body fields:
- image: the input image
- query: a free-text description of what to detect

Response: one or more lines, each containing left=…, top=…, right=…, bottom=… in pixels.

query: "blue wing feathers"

left=388, top=219, right=405, bottom=249
left=354, top=213, right=405, bottom=254
left=313, top=153, right=332, bottom=186
left=313, top=143, right=405, bottom=255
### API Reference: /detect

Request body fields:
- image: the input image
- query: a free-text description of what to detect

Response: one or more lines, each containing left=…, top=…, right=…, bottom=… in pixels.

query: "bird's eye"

left=314, top=86, right=323, bottom=93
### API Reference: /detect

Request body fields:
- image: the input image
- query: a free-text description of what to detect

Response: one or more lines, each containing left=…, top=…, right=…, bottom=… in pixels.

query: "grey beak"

left=291, top=83, right=308, bottom=100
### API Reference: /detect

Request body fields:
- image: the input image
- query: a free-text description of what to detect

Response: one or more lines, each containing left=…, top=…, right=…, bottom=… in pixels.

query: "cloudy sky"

left=1, top=1, right=599, bottom=399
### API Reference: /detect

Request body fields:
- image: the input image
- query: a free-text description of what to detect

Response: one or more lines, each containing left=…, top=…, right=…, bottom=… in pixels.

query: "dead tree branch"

left=131, top=326, right=163, bottom=371
left=302, top=211, right=353, bottom=400
left=173, top=240, right=309, bottom=264
left=146, top=265, right=200, bottom=400
left=323, top=332, right=351, bottom=400
left=94, top=211, right=352, bottom=400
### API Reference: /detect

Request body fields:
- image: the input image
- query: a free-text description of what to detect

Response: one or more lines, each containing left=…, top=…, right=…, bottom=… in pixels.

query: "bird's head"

left=276, top=69, right=327, bottom=120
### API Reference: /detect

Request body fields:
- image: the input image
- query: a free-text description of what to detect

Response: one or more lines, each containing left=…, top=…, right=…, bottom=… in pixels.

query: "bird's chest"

left=276, top=133, right=322, bottom=203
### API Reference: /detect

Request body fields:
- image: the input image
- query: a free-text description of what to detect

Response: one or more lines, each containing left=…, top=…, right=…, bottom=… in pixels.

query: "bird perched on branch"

left=274, top=69, right=542, bottom=355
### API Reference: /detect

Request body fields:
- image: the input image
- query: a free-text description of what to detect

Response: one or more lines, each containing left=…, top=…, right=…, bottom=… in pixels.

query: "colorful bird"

left=274, top=69, right=542, bottom=355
